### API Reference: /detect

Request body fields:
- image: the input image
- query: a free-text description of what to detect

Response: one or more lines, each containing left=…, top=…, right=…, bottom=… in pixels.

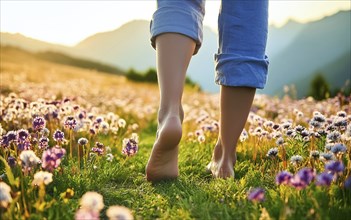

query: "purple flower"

left=95, top=142, right=104, bottom=148
left=315, top=172, right=334, bottom=186
left=95, top=116, right=103, bottom=124
left=247, top=188, right=265, bottom=202
left=52, top=110, right=59, bottom=119
left=6, top=131, right=17, bottom=143
left=290, top=168, right=315, bottom=190
left=275, top=171, right=293, bottom=185
left=51, top=146, right=66, bottom=159
left=42, top=147, right=66, bottom=172
left=289, top=175, right=308, bottom=190
left=7, top=156, right=16, bottom=167
left=17, top=142, right=31, bottom=151
left=89, top=128, right=96, bottom=135
left=17, top=129, right=31, bottom=151
left=330, top=143, right=347, bottom=155
left=17, top=129, right=30, bottom=143
left=33, top=116, right=46, bottom=131
left=38, top=137, right=49, bottom=149
left=122, top=134, right=139, bottom=157
left=64, top=116, right=77, bottom=130
left=320, top=152, right=334, bottom=162
left=1, top=135, right=9, bottom=148
left=91, top=142, right=105, bottom=155
left=78, top=111, right=86, bottom=120
left=325, top=161, right=344, bottom=174
left=53, top=129, right=64, bottom=142
left=91, top=147, right=104, bottom=155
left=297, top=168, right=315, bottom=185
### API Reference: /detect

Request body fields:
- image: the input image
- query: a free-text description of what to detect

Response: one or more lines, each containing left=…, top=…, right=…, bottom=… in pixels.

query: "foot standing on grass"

left=146, top=0, right=269, bottom=181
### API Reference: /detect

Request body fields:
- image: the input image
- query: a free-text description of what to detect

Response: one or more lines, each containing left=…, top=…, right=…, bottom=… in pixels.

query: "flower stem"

left=20, top=170, right=29, bottom=218
left=78, top=144, right=81, bottom=170
left=69, top=130, right=73, bottom=159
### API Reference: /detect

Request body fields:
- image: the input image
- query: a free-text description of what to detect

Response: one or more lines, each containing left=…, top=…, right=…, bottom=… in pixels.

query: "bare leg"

left=208, top=86, right=255, bottom=178
left=146, top=33, right=195, bottom=182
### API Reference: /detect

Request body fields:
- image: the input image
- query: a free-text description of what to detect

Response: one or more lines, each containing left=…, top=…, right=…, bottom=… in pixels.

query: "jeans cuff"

left=214, top=53, right=269, bottom=89
left=150, top=6, right=203, bottom=55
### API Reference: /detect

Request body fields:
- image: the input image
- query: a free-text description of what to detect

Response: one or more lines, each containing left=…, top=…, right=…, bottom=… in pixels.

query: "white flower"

left=239, top=129, right=248, bottom=142
left=32, top=171, right=53, bottom=186
left=130, top=133, right=139, bottom=143
left=20, top=150, right=41, bottom=168
left=0, top=182, right=12, bottom=208
left=80, top=192, right=104, bottom=212
left=118, top=119, right=126, bottom=128
left=106, top=205, right=134, bottom=220
left=290, top=155, right=303, bottom=166
left=106, top=153, right=114, bottom=162
left=131, top=123, right=139, bottom=131
left=198, top=135, right=205, bottom=143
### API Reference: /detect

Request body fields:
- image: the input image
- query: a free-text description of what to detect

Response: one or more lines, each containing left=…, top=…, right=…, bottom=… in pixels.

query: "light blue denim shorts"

left=150, top=0, right=269, bottom=89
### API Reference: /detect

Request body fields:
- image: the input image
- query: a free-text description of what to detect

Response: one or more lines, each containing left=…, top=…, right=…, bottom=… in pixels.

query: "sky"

left=1, top=0, right=350, bottom=46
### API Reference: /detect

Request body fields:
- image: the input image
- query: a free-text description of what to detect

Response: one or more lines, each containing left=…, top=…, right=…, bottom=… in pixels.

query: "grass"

left=0, top=47, right=350, bottom=220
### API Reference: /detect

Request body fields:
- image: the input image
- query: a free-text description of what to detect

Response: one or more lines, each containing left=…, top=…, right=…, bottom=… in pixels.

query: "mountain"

left=1, top=32, right=70, bottom=54
left=1, top=10, right=350, bottom=96
left=293, top=51, right=351, bottom=96
left=262, top=10, right=351, bottom=97
left=74, top=20, right=220, bottom=92
left=266, top=20, right=305, bottom=58
left=1, top=46, right=124, bottom=75
left=75, top=20, right=155, bottom=71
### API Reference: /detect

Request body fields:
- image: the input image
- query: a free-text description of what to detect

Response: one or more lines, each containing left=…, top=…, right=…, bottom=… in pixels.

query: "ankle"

left=217, top=138, right=237, bottom=163
left=158, top=105, right=184, bottom=124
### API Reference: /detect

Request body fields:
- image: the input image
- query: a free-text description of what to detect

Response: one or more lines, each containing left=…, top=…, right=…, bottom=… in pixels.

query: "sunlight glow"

left=1, top=0, right=350, bottom=46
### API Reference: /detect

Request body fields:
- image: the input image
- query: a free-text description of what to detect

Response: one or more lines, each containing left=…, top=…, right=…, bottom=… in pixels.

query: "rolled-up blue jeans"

left=150, top=0, right=269, bottom=89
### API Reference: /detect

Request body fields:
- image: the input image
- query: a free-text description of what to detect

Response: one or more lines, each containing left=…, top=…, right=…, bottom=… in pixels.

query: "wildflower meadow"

left=1, top=49, right=351, bottom=219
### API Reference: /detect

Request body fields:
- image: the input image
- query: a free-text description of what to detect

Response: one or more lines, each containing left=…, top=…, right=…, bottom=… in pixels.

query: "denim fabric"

left=150, top=0, right=269, bottom=89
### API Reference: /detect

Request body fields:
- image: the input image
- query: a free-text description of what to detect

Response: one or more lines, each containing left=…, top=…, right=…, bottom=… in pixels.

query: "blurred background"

left=1, top=0, right=350, bottom=99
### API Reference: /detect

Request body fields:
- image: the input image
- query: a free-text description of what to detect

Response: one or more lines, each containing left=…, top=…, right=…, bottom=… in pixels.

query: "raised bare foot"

left=146, top=108, right=183, bottom=182
left=207, top=140, right=236, bottom=179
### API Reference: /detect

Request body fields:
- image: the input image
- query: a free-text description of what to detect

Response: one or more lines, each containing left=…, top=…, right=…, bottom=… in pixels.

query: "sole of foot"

left=146, top=116, right=182, bottom=182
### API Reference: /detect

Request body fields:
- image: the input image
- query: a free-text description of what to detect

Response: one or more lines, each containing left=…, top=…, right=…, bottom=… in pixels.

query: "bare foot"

left=207, top=140, right=236, bottom=179
left=146, top=109, right=183, bottom=182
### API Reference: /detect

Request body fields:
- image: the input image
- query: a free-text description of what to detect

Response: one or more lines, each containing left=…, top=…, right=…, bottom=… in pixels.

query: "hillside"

left=0, top=45, right=130, bottom=97
left=0, top=46, right=124, bottom=75
left=1, top=10, right=350, bottom=96
left=266, top=20, right=305, bottom=58
left=293, top=51, right=351, bottom=97
left=262, top=10, right=351, bottom=97
left=0, top=32, right=74, bottom=55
